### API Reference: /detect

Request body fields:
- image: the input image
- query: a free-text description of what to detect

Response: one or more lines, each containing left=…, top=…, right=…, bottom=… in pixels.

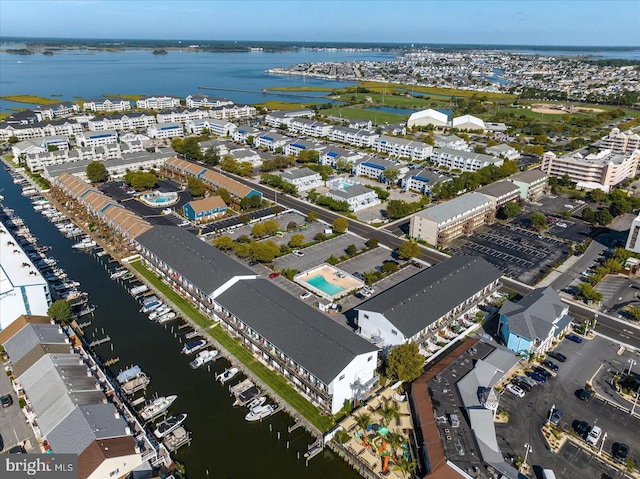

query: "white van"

left=586, top=425, right=602, bottom=446
left=542, top=469, right=557, bottom=479
left=449, top=414, right=460, bottom=428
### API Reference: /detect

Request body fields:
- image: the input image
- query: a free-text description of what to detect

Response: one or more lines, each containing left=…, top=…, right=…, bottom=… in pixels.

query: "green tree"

left=386, top=342, right=424, bottom=382
left=187, top=177, right=206, bottom=197
left=398, top=240, right=421, bottom=260
left=378, top=399, right=401, bottom=427
left=214, top=187, right=231, bottom=204
left=202, top=147, right=219, bottom=166
left=263, top=219, right=280, bottom=236
left=251, top=222, right=267, bottom=238
left=629, top=307, right=640, bottom=321
left=124, top=171, right=157, bottom=191
left=48, top=299, right=72, bottom=324
left=333, top=217, right=349, bottom=233
left=393, top=455, right=418, bottom=478
left=381, top=261, right=399, bottom=274
left=234, top=242, right=251, bottom=258
left=250, top=240, right=280, bottom=263
left=501, top=202, right=521, bottom=219
left=577, top=283, right=603, bottom=302
left=382, top=169, right=401, bottom=186
left=595, top=208, right=613, bottom=225
left=582, top=207, right=596, bottom=223
left=212, top=236, right=235, bottom=251
left=355, top=412, right=372, bottom=433
left=365, top=238, right=379, bottom=249
left=240, top=194, right=262, bottom=210
left=86, top=161, right=107, bottom=183
left=288, top=234, right=305, bottom=248
left=286, top=221, right=297, bottom=231
left=336, top=158, right=353, bottom=174
left=529, top=212, right=548, bottom=231
left=326, top=254, right=340, bottom=265
left=345, top=244, right=358, bottom=257
left=306, top=212, right=318, bottom=223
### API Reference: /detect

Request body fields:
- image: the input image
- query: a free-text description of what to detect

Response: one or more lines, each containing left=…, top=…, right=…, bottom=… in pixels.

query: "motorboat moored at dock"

left=139, top=395, right=177, bottom=422
left=189, top=349, right=219, bottom=369
left=181, top=339, right=207, bottom=355
left=153, top=413, right=187, bottom=439
left=216, top=367, right=239, bottom=384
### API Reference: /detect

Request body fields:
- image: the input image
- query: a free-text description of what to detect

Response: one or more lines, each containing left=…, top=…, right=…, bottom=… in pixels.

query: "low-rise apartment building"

left=506, top=169, right=548, bottom=201
left=433, top=134, right=470, bottom=151
left=76, top=130, right=118, bottom=147
left=329, top=126, right=379, bottom=148
left=283, top=139, right=325, bottom=157
left=34, top=102, right=80, bottom=120
left=354, top=157, right=406, bottom=183
left=486, top=144, right=521, bottom=161
left=255, top=131, right=291, bottom=151
left=288, top=118, right=333, bottom=138
left=209, top=103, right=257, bottom=120
left=264, top=108, right=315, bottom=128
left=326, top=184, right=381, bottom=212
left=431, top=147, right=504, bottom=172
left=82, top=97, right=132, bottom=112
left=136, top=95, right=181, bottom=110
left=373, top=135, right=432, bottom=160
left=87, top=112, right=157, bottom=131
left=401, top=168, right=450, bottom=195
left=541, top=149, right=640, bottom=191
left=183, top=196, right=228, bottom=223
left=409, top=192, right=495, bottom=247
left=185, top=94, right=233, bottom=109
left=320, top=146, right=362, bottom=168
left=278, top=167, right=323, bottom=192
left=147, top=122, right=184, bottom=139
left=0, top=120, right=82, bottom=141
left=476, top=181, right=521, bottom=207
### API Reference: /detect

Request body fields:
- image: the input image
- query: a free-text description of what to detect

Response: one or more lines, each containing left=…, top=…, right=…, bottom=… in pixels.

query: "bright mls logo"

left=3, top=454, right=77, bottom=478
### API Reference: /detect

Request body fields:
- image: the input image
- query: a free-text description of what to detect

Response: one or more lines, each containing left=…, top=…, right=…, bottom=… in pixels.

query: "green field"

left=253, top=100, right=322, bottom=110
left=354, top=81, right=517, bottom=101
left=321, top=106, right=406, bottom=124
left=130, top=260, right=334, bottom=431
left=0, top=95, right=64, bottom=105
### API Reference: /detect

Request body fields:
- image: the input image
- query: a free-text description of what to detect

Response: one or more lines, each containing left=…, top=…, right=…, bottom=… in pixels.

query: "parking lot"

left=0, top=362, right=36, bottom=453
left=449, top=223, right=571, bottom=285
left=595, top=275, right=640, bottom=317
left=497, top=335, right=639, bottom=479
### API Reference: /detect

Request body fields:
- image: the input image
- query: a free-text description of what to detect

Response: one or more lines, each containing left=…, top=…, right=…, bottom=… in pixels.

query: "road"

left=213, top=164, right=640, bottom=351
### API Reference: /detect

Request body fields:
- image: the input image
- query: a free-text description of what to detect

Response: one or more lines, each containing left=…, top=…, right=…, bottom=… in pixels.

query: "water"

left=0, top=48, right=394, bottom=112
left=306, top=274, right=345, bottom=296
left=0, top=166, right=360, bottom=479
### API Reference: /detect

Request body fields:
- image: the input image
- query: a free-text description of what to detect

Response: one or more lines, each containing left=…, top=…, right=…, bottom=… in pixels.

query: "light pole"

left=631, top=390, right=639, bottom=416
left=592, top=314, right=598, bottom=335
left=523, top=443, right=532, bottom=469
left=598, top=432, right=607, bottom=455
left=548, top=404, right=555, bottom=424
left=627, top=359, right=636, bottom=375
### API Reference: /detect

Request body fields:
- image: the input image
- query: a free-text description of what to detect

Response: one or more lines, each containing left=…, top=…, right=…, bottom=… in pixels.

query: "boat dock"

left=163, top=426, right=191, bottom=452
left=89, top=335, right=111, bottom=347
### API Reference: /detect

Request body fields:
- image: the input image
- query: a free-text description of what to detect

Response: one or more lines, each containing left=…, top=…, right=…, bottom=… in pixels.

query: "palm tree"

left=393, top=455, right=417, bottom=478
left=355, top=412, right=372, bottom=434
left=385, top=431, right=404, bottom=460
left=379, top=399, right=401, bottom=427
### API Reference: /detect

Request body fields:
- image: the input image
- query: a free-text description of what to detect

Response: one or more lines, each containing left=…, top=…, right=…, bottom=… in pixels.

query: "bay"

left=0, top=166, right=360, bottom=479
left=0, top=48, right=395, bottom=112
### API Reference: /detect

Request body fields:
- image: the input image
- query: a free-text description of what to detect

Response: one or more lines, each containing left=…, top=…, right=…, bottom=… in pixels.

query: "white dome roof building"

left=452, top=114, right=486, bottom=131
left=407, top=108, right=449, bottom=128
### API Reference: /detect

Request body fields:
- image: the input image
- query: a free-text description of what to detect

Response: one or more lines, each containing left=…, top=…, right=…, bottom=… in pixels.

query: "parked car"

left=517, top=375, right=536, bottom=388
left=548, top=351, right=567, bottom=362
left=0, top=394, right=12, bottom=408
left=506, top=383, right=526, bottom=398
left=613, top=443, right=629, bottom=461
left=526, top=371, right=547, bottom=383
left=566, top=334, right=582, bottom=343
left=511, top=378, right=532, bottom=392
left=299, top=292, right=311, bottom=300
left=533, top=366, right=553, bottom=378
left=586, top=425, right=602, bottom=445
left=292, top=250, right=304, bottom=257
left=549, top=408, right=564, bottom=425
left=542, top=359, right=559, bottom=371
left=268, top=272, right=280, bottom=279
left=572, top=420, right=591, bottom=439
left=577, top=388, right=593, bottom=401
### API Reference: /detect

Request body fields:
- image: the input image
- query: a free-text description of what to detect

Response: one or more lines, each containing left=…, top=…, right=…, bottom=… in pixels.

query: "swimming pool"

left=140, top=191, right=179, bottom=207
left=305, top=274, right=345, bottom=296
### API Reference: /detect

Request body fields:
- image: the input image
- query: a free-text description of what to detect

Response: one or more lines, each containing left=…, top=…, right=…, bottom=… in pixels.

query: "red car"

left=268, top=272, right=280, bottom=279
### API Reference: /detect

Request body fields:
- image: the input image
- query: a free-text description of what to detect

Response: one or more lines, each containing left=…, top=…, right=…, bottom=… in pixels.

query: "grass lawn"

left=0, top=95, right=64, bottom=105
left=354, top=81, right=517, bottom=100
left=321, top=106, right=406, bottom=124
left=130, top=260, right=335, bottom=431
left=254, top=100, right=321, bottom=110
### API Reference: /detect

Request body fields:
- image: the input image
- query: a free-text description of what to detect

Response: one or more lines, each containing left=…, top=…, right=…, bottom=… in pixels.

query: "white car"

left=299, top=292, right=311, bottom=300
left=292, top=250, right=304, bottom=257
left=586, top=425, right=602, bottom=446
left=506, top=383, right=525, bottom=398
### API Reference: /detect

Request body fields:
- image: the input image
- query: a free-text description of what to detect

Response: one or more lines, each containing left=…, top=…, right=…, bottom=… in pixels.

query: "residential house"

left=227, top=148, right=263, bottom=168
left=183, top=196, right=228, bottom=223
left=486, top=144, right=521, bottom=161
left=498, top=287, right=573, bottom=355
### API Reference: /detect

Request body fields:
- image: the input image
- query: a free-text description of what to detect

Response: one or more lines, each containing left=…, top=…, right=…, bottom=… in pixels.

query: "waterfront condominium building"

left=264, top=108, right=315, bottom=128
left=135, top=225, right=379, bottom=414
left=409, top=192, right=495, bottom=247
left=599, top=128, right=640, bottom=154
left=76, top=130, right=119, bottom=148
left=431, top=147, right=504, bottom=172
left=147, top=122, right=184, bottom=139
left=0, top=315, right=149, bottom=479
left=185, top=94, right=234, bottom=109
left=541, top=149, right=640, bottom=191
left=372, top=135, right=433, bottom=160
left=82, top=97, right=132, bottom=112
left=0, top=222, right=52, bottom=330
left=329, top=126, right=379, bottom=148
left=136, top=95, right=181, bottom=110
left=356, top=256, right=502, bottom=349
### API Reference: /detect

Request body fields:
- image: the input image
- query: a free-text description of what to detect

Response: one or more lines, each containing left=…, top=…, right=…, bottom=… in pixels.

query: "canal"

left=1, top=166, right=360, bottom=479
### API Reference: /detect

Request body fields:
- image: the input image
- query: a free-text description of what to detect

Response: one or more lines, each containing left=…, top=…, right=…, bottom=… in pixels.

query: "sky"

left=0, top=0, right=638, bottom=47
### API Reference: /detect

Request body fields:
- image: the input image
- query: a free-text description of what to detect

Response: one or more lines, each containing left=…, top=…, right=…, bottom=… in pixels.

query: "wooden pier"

left=89, top=335, right=111, bottom=347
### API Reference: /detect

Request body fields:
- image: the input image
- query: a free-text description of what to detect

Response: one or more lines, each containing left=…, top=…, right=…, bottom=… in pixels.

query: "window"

left=391, top=330, right=398, bottom=336
left=368, top=356, right=373, bottom=362
left=109, top=469, right=120, bottom=477
left=363, top=314, right=369, bottom=319
left=339, top=374, right=345, bottom=381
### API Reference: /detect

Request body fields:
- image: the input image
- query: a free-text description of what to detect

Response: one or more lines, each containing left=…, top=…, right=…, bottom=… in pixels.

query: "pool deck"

left=294, top=264, right=363, bottom=301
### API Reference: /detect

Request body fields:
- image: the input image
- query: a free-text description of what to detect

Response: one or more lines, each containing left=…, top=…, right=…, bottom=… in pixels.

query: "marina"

left=0, top=164, right=361, bottom=479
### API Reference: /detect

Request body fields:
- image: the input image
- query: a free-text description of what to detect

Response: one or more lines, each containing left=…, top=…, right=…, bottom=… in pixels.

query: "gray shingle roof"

left=356, top=256, right=502, bottom=338
left=216, top=279, right=377, bottom=384
left=476, top=181, right=520, bottom=198
left=508, top=169, right=547, bottom=184
left=329, top=184, right=373, bottom=200
left=3, top=323, right=68, bottom=364
left=136, top=225, right=253, bottom=296
left=417, top=192, right=492, bottom=224
left=499, top=287, right=568, bottom=341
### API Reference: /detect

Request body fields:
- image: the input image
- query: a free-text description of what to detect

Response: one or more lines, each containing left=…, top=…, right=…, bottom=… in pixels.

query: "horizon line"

left=0, top=35, right=638, bottom=49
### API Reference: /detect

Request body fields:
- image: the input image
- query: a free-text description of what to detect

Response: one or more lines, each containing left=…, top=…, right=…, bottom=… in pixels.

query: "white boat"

left=139, top=395, right=177, bottom=421
left=110, top=269, right=127, bottom=279
left=157, top=311, right=177, bottom=324
left=141, top=301, right=162, bottom=314
left=216, top=367, right=239, bottom=384
left=246, top=395, right=266, bottom=410
left=189, top=349, right=219, bottom=369
left=153, top=413, right=187, bottom=439
left=148, top=305, right=169, bottom=320
left=116, top=365, right=143, bottom=384
left=245, top=403, right=276, bottom=422
left=181, top=339, right=207, bottom=355
left=72, top=238, right=97, bottom=250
